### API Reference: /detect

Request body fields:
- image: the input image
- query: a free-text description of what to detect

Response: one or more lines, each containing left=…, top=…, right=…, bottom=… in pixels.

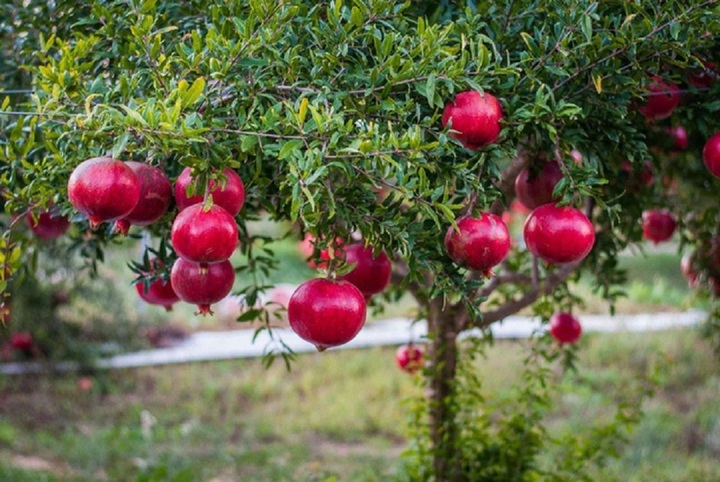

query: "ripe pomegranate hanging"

left=170, top=258, right=235, bottom=315
left=514, top=160, right=564, bottom=210
left=115, top=162, right=172, bottom=235
left=288, top=278, right=367, bottom=351
left=395, top=344, right=424, bottom=374
left=549, top=312, right=582, bottom=344
left=445, top=213, right=510, bottom=275
left=641, top=209, right=677, bottom=244
left=523, top=204, right=595, bottom=264
left=703, top=132, right=720, bottom=178
left=67, top=156, right=141, bottom=228
left=638, top=76, right=680, bottom=121
left=26, top=208, right=70, bottom=240
left=171, top=204, right=239, bottom=266
left=174, top=167, right=245, bottom=216
left=338, top=243, right=392, bottom=297
left=441, top=90, right=503, bottom=149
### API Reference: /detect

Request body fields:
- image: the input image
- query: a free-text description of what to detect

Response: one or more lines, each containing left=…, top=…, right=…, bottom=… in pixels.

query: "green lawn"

left=1, top=328, right=719, bottom=481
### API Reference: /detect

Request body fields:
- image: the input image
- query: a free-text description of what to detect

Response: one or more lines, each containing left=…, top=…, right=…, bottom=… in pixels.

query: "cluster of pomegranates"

left=66, top=156, right=245, bottom=315
left=442, top=90, right=596, bottom=274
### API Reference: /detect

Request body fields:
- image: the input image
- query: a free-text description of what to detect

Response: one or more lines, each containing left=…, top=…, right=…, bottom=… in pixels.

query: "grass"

left=1, top=330, right=719, bottom=480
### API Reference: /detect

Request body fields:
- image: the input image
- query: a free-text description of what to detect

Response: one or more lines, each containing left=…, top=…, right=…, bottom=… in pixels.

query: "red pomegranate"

left=638, top=76, right=680, bottom=121
left=171, top=204, right=239, bottom=266
left=288, top=278, right=367, bottom=351
left=549, top=312, right=582, bottom=344
left=641, top=210, right=677, bottom=244
left=703, top=132, right=720, bottom=178
left=10, top=332, right=34, bottom=352
left=441, top=90, right=503, bottom=149
left=174, top=167, right=245, bottom=216
left=514, top=161, right=564, bottom=210
left=688, top=61, right=718, bottom=89
left=67, top=156, right=141, bottom=228
left=136, top=278, right=180, bottom=311
left=115, top=162, right=172, bottom=235
left=445, top=214, right=510, bottom=275
left=395, top=344, right=424, bottom=373
left=523, top=204, right=595, bottom=264
left=170, top=258, right=235, bottom=315
left=666, top=126, right=689, bottom=151
left=26, top=208, right=70, bottom=240
left=681, top=251, right=699, bottom=288
left=338, top=243, right=392, bottom=297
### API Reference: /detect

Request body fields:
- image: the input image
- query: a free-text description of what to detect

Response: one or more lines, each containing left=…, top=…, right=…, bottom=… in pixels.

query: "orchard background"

left=2, top=0, right=720, bottom=480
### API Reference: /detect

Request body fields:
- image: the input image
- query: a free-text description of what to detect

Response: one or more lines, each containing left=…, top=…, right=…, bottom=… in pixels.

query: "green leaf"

left=112, top=132, right=130, bottom=158
left=279, top=139, right=303, bottom=160
left=182, top=77, right=205, bottom=107
left=425, top=73, right=436, bottom=108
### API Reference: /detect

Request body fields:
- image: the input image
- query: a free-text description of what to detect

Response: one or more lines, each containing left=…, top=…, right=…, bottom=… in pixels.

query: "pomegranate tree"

left=67, top=157, right=141, bottom=228
left=115, top=162, right=172, bottom=235
left=441, top=90, right=503, bottom=149
left=523, top=204, right=595, bottom=264
left=287, top=278, right=366, bottom=351
left=171, top=204, right=239, bottom=266
left=444, top=213, right=510, bottom=275
left=5, top=2, right=720, bottom=479
left=170, top=258, right=235, bottom=315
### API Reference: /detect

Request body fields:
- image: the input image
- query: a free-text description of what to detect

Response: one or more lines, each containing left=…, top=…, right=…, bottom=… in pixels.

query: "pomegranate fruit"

left=638, top=76, right=680, bottom=121
left=136, top=277, right=180, bottom=311
left=441, top=90, right=503, bottom=149
left=514, top=161, right=564, bottom=210
left=688, top=61, right=718, bottom=89
left=523, top=204, right=595, bottom=264
left=445, top=214, right=510, bottom=275
left=26, top=208, right=70, bottom=240
left=702, top=132, right=720, bottom=178
left=549, top=312, right=582, bottom=344
left=395, top=344, right=424, bottom=373
left=115, top=162, right=172, bottom=235
left=171, top=204, right=239, bottom=266
left=641, top=209, right=677, bottom=244
left=174, top=167, right=245, bottom=216
left=10, top=332, right=34, bottom=352
left=666, top=125, right=689, bottom=151
left=67, top=156, right=141, bottom=228
left=170, top=258, right=235, bottom=315
left=338, top=243, right=392, bottom=297
left=288, top=278, right=366, bottom=351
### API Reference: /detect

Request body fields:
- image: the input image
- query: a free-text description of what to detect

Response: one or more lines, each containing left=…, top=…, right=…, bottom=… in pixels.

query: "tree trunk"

left=427, top=298, right=461, bottom=482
